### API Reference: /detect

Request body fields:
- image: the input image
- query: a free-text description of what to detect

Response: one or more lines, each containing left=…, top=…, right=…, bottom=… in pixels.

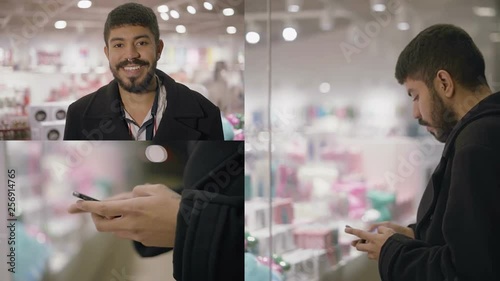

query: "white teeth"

left=124, top=65, right=141, bottom=71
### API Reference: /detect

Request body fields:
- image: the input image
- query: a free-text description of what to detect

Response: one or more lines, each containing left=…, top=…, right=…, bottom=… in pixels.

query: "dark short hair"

left=104, top=2, right=160, bottom=46
left=395, top=24, right=488, bottom=91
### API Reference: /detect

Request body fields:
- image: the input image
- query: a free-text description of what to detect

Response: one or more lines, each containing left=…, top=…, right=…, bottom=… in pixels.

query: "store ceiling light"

left=372, top=4, right=386, bottom=12
left=203, top=1, right=213, bottom=10
left=170, top=10, right=180, bottom=19
left=157, top=5, right=169, bottom=13
left=282, top=27, right=297, bottom=41
left=473, top=7, right=496, bottom=17
left=145, top=145, right=168, bottom=163
left=246, top=31, right=260, bottom=44
left=187, top=5, right=197, bottom=15
left=176, top=25, right=186, bottom=34
left=226, top=26, right=237, bottom=34
left=77, top=0, right=92, bottom=9
left=397, top=22, right=410, bottom=31
left=287, top=0, right=302, bottom=13
left=370, top=0, right=386, bottom=12
left=223, top=8, right=235, bottom=16
left=54, top=20, right=67, bottom=29
left=319, top=82, right=331, bottom=94
left=160, top=12, right=169, bottom=21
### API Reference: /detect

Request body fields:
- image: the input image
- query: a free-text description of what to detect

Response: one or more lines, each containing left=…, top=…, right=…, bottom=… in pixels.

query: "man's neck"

left=454, top=86, right=492, bottom=120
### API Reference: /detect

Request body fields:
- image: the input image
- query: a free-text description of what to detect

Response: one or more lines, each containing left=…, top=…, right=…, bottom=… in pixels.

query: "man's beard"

left=423, top=87, right=459, bottom=143
left=111, top=58, right=157, bottom=94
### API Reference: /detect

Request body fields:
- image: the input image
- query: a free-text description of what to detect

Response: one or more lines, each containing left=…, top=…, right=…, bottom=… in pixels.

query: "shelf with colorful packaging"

left=2, top=141, right=150, bottom=281
left=245, top=125, right=444, bottom=280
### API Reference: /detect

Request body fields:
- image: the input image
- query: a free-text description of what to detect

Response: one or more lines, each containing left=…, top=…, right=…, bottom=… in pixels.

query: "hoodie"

left=379, top=92, right=500, bottom=281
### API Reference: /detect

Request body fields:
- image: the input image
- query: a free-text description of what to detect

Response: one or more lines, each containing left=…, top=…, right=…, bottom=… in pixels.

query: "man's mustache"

left=116, top=59, right=149, bottom=69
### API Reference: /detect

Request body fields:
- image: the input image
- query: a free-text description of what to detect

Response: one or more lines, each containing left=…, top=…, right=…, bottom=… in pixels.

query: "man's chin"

left=432, top=130, right=449, bottom=143
left=115, top=75, right=152, bottom=94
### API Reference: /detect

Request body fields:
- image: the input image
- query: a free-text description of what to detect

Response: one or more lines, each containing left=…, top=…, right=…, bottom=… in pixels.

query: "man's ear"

left=156, top=39, right=164, bottom=60
left=104, top=45, right=109, bottom=60
left=435, top=70, right=455, bottom=98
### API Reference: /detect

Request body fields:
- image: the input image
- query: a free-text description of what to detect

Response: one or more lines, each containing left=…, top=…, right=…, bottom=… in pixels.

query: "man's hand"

left=345, top=225, right=396, bottom=260
left=350, top=221, right=415, bottom=247
left=69, top=184, right=181, bottom=248
left=368, top=221, right=415, bottom=238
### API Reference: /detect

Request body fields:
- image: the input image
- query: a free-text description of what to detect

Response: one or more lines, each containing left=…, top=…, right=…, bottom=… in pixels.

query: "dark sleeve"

left=207, top=107, right=224, bottom=140
left=173, top=141, right=244, bottom=281
left=132, top=241, right=172, bottom=257
left=379, top=144, right=500, bottom=281
left=63, top=102, right=81, bottom=140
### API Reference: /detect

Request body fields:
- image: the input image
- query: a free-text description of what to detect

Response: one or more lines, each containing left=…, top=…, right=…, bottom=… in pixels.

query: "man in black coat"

left=345, top=24, right=500, bottom=281
left=63, top=3, right=223, bottom=141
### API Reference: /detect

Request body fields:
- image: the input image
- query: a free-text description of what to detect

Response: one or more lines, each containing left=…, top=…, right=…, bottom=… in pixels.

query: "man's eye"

left=114, top=43, right=124, bottom=48
left=137, top=41, right=148, bottom=46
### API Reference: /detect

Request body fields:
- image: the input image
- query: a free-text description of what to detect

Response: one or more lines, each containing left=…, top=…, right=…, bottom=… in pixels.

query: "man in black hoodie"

left=345, top=24, right=500, bottom=281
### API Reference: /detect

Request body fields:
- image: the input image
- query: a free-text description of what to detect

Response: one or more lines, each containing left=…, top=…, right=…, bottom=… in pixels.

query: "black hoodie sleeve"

left=379, top=144, right=500, bottom=281
left=173, top=141, right=244, bottom=281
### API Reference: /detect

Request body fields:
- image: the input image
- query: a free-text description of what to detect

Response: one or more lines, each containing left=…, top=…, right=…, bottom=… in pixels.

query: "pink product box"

left=293, top=226, right=339, bottom=251
left=320, top=148, right=363, bottom=174
left=332, top=181, right=367, bottom=219
left=272, top=198, right=294, bottom=225
left=276, top=165, right=307, bottom=201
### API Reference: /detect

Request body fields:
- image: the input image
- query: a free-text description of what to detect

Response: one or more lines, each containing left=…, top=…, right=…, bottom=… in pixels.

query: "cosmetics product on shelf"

left=245, top=174, right=252, bottom=200
left=282, top=248, right=330, bottom=281
left=272, top=197, right=294, bottom=225
left=250, top=224, right=295, bottom=256
left=293, top=201, right=331, bottom=223
left=245, top=199, right=271, bottom=231
left=245, top=253, right=283, bottom=281
left=293, top=224, right=339, bottom=250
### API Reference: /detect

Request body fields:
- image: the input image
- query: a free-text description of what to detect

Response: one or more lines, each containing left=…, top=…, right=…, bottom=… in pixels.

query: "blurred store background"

left=244, top=0, right=499, bottom=280
left=0, top=0, right=244, bottom=140
left=0, top=141, right=194, bottom=281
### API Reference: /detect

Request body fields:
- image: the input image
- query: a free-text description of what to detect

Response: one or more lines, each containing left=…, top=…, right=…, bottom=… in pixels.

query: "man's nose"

left=125, top=44, right=140, bottom=61
left=412, top=102, right=421, bottom=120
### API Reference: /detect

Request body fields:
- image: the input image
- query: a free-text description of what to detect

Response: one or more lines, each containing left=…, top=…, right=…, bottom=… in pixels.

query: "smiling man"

left=345, top=24, right=500, bottom=281
left=64, top=3, right=223, bottom=141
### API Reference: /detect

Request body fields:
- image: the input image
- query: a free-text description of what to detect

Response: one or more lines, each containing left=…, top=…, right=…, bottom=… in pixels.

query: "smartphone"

left=73, top=191, right=100, bottom=202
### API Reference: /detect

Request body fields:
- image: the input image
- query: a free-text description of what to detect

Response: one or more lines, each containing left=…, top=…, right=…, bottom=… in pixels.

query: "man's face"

left=104, top=25, right=163, bottom=93
left=405, top=79, right=458, bottom=143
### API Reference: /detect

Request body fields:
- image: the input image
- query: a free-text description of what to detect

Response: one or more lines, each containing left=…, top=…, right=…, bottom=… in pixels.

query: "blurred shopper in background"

left=346, top=24, right=500, bottom=281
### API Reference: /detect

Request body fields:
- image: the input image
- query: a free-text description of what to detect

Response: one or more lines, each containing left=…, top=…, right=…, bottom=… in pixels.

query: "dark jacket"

left=63, top=70, right=224, bottom=141
left=134, top=141, right=244, bottom=281
left=379, top=92, right=500, bottom=281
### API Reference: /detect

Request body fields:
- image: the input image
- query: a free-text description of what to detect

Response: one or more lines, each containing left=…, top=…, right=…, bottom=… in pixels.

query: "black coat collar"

left=442, top=92, right=500, bottom=158
left=81, top=69, right=205, bottom=140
